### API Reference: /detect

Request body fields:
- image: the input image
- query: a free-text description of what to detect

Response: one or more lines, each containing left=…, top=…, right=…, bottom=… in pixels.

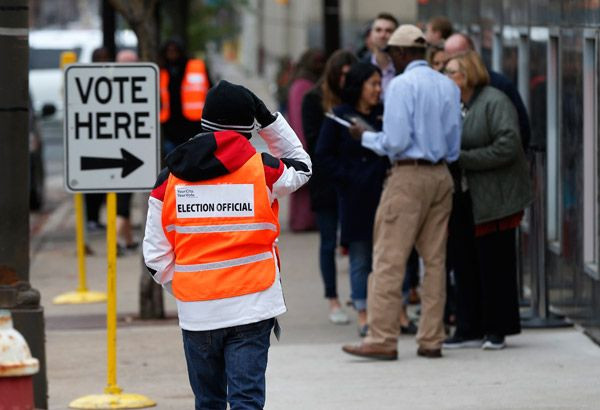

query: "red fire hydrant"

left=0, top=309, right=39, bottom=410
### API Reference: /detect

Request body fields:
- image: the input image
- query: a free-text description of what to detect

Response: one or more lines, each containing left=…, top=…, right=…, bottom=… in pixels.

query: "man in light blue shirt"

left=342, top=24, right=462, bottom=361
left=361, top=53, right=461, bottom=163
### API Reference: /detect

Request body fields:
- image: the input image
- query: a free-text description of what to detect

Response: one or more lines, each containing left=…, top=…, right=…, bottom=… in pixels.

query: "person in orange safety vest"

left=159, top=38, right=212, bottom=156
left=143, top=80, right=311, bottom=409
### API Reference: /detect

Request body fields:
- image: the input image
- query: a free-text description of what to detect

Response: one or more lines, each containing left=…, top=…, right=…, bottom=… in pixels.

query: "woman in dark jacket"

left=443, top=51, right=533, bottom=350
left=302, top=50, right=357, bottom=325
left=316, top=62, right=389, bottom=334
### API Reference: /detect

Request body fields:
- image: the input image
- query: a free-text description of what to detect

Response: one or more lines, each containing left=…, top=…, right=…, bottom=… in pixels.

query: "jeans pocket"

left=383, top=199, right=399, bottom=223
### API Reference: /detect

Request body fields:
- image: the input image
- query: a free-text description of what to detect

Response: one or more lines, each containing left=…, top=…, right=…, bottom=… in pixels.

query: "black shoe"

left=125, top=242, right=139, bottom=251
left=358, top=324, right=368, bottom=338
left=400, top=321, right=418, bottom=335
left=482, top=334, right=505, bottom=350
left=443, top=334, right=483, bottom=349
left=417, top=347, right=442, bottom=358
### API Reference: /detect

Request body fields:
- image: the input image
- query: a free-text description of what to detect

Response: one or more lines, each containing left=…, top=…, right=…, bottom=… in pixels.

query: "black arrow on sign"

left=81, top=148, right=144, bottom=178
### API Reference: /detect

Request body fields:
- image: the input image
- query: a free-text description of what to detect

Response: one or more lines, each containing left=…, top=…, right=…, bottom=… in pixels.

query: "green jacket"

left=459, top=86, right=533, bottom=224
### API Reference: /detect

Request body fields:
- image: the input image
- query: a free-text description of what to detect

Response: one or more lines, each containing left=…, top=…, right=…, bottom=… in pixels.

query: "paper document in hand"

left=325, top=112, right=352, bottom=128
left=345, top=115, right=375, bottom=132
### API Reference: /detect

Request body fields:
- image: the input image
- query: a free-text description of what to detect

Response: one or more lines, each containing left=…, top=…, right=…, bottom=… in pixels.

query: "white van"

left=29, top=29, right=137, bottom=119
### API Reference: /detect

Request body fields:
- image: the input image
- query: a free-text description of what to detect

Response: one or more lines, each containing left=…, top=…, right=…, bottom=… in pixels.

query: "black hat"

left=201, top=80, right=257, bottom=139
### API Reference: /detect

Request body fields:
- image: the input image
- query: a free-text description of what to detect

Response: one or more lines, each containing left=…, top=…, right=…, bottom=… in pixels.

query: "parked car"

left=28, top=29, right=137, bottom=210
left=28, top=29, right=137, bottom=121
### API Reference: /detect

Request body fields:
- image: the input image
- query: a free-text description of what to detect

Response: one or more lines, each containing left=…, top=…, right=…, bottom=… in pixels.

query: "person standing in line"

left=363, top=13, right=422, bottom=322
left=444, top=33, right=531, bottom=151
left=143, top=80, right=311, bottom=409
left=361, top=12, right=398, bottom=99
left=356, top=21, right=374, bottom=60
left=287, top=49, right=326, bottom=232
left=341, top=25, right=461, bottom=360
left=425, top=16, right=454, bottom=46
left=442, top=51, right=532, bottom=350
left=302, top=50, right=358, bottom=325
left=316, top=62, right=388, bottom=336
left=159, top=38, right=212, bottom=156
left=275, top=56, right=294, bottom=117
left=427, top=44, right=448, bottom=72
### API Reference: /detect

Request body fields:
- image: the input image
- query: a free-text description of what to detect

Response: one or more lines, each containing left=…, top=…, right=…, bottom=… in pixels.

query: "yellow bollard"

left=53, top=51, right=106, bottom=305
left=53, top=193, right=107, bottom=304
left=69, top=193, right=155, bottom=409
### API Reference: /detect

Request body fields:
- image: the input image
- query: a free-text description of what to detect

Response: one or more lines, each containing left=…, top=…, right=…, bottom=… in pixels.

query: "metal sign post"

left=65, top=63, right=159, bottom=409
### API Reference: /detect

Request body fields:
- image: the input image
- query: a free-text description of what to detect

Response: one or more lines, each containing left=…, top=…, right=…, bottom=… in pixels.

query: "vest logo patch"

left=187, top=73, right=205, bottom=84
left=175, top=184, right=254, bottom=218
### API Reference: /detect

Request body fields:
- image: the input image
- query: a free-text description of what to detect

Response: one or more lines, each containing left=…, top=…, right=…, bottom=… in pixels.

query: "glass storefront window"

left=530, top=27, right=548, bottom=151
left=582, top=30, right=599, bottom=279
left=559, top=29, right=583, bottom=264
left=502, top=25, right=519, bottom=86
left=546, top=33, right=560, bottom=252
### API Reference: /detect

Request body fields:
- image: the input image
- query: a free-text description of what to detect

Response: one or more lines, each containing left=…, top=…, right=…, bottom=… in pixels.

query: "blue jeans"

left=182, top=318, right=274, bottom=410
left=348, top=240, right=372, bottom=311
left=316, top=209, right=338, bottom=299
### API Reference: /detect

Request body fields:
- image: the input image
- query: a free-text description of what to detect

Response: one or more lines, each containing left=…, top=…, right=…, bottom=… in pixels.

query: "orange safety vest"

left=160, top=59, right=209, bottom=123
left=162, top=153, right=280, bottom=302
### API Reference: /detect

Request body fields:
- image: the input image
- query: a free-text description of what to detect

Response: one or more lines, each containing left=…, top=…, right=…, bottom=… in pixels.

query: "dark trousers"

left=116, top=192, right=132, bottom=218
left=451, top=191, right=521, bottom=338
left=182, top=318, right=274, bottom=410
left=84, top=193, right=104, bottom=223
left=315, top=208, right=338, bottom=299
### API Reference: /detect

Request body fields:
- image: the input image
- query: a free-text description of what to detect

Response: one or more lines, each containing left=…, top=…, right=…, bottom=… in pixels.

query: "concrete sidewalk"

left=31, top=59, right=600, bottom=409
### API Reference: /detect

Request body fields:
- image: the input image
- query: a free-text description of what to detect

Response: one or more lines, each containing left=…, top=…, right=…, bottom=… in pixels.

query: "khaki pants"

left=365, top=163, right=453, bottom=350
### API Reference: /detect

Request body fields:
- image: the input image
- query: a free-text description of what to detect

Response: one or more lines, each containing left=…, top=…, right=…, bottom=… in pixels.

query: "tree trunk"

left=108, top=0, right=164, bottom=319
left=108, top=0, right=159, bottom=62
left=164, top=0, right=188, bottom=50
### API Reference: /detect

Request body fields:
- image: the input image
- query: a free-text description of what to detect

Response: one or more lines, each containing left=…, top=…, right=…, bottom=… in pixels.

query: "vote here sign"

left=64, top=63, right=160, bottom=192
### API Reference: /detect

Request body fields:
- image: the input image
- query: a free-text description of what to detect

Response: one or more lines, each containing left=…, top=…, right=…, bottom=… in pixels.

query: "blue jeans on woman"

left=316, top=208, right=338, bottom=299
left=348, top=240, right=372, bottom=311
left=182, top=318, right=274, bottom=410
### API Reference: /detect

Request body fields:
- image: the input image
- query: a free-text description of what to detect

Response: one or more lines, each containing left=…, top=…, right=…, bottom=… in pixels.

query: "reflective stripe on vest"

left=175, top=251, right=273, bottom=272
left=160, top=59, right=209, bottom=123
left=162, top=153, right=280, bottom=302
left=165, top=222, right=278, bottom=234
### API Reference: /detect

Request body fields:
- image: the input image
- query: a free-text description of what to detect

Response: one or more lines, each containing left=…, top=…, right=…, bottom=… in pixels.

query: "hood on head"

left=165, top=130, right=257, bottom=182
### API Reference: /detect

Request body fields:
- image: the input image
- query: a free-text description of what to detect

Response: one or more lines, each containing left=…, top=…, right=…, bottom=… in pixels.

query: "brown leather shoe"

left=417, top=347, right=442, bottom=358
left=342, top=343, right=398, bottom=361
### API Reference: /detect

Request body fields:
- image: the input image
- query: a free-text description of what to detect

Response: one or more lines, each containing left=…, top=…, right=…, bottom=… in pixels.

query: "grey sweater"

left=459, top=86, right=533, bottom=224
